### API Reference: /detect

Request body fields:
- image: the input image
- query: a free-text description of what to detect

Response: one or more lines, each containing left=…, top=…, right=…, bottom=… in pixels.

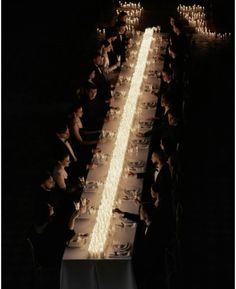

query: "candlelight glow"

left=88, top=28, right=154, bottom=256
left=177, top=4, right=231, bottom=40
left=117, top=1, right=143, bottom=31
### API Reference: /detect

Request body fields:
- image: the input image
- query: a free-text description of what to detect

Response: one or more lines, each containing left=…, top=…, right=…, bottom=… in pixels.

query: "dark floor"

left=2, top=1, right=234, bottom=289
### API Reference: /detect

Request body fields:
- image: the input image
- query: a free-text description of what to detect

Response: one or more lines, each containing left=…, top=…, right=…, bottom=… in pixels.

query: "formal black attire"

left=92, top=63, right=112, bottom=108
left=33, top=186, right=57, bottom=234
left=81, top=96, right=106, bottom=131
left=123, top=209, right=169, bottom=289
left=49, top=135, right=88, bottom=189
left=30, top=213, right=75, bottom=266
left=108, top=46, right=119, bottom=67
left=137, top=163, right=172, bottom=202
left=157, top=79, right=182, bottom=117
left=171, top=31, right=189, bottom=61
left=113, top=32, right=127, bottom=64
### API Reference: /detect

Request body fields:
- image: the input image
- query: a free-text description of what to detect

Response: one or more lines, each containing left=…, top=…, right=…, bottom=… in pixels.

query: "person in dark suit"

left=67, top=103, right=101, bottom=167
left=30, top=171, right=85, bottom=267
left=33, top=171, right=56, bottom=235
left=81, top=81, right=107, bottom=131
left=144, top=92, right=174, bottom=144
left=130, top=149, right=172, bottom=202
left=50, top=123, right=78, bottom=164
left=163, top=109, right=183, bottom=147
left=113, top=20, right=129, bottom=64
left=90, top=52, right=112, bottom=109
left=74, top=65, right=96, bottom=104
left=113, top=202, right=168, bottom=289
left=157, top=67, right=182, bottom=118
left=168, top=45, right=185, bottom=85
left=160, top=135, right=178, bottom=175
left=49, top=122, right=95, bottom=184
left=171, top=20, right=190, bottom=66
left=163, top=14, right=180, bottom=67
left=105, top=27, right=119, bottom=67
left=116, top=10, right=128, bottom=24
left=29, top=208, right=81, bottom=267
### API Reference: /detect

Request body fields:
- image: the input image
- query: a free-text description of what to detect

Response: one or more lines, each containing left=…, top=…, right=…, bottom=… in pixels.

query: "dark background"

left=2, top=0, right=235, bottom=288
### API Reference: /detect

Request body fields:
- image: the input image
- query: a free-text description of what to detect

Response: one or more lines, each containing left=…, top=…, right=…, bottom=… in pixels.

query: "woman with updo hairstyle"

left=67, top=103, right=99, bottom=147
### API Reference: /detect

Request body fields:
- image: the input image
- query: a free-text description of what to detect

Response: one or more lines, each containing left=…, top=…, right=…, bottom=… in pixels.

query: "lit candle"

left=88, top=28, right=155, bottom=255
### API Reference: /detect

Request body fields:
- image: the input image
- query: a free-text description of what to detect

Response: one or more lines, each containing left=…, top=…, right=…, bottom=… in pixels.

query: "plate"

left=79, top=206, right=97, bottom=217
left=128, top=160, right=145, bottom=168
left=67, top=234, right=89, bottom=248
left=124, top=187, right=141, bottom=198
left=139, top=120, right=153, bottom=129
left=109, top=251, right=130, bottom=258
left=132, top=138, right=150, bottom=146
left=139, top=101, right=157, bottom=109
left=84, top=181, right=103, bottom=191
left=113, top=242, right=132, bottom=251
left=114, top=91, right=122, bottom=99
left=92, top=153, right=109, bottom=166
left=144, top=84, right=152, bottom=92
left=100, top=130, right=116, bottom=140
left=115, top=220, right=136, bottom=228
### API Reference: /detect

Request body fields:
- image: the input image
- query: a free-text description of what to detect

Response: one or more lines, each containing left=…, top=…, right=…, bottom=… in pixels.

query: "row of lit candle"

left=88, top=28, right=155, bottom=257
left=125, top=17, right=140, bottom=26
left=117, top=1, right=143, bottom=26
left=116, top=9, right=142, bottom=18
left=96, top=28, right=106, bottom=35
left=96, top=25, right=136, bottom=35
left=177, top=4, right=204, bottom=13
left=119, top=1, right=142, bottom=9
left=177, top=4, right=231, bottom=40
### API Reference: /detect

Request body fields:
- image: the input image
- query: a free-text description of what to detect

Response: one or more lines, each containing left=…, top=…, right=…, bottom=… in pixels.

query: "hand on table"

left=48, top=204, right=54, bottom=216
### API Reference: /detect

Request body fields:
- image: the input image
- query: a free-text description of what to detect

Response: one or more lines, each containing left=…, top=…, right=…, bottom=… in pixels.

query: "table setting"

left=61, top=27, right=165, bottom=289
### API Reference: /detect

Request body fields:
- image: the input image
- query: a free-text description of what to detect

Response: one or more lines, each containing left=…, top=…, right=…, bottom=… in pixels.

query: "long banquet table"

left=60, top=30, right=166, bottom=289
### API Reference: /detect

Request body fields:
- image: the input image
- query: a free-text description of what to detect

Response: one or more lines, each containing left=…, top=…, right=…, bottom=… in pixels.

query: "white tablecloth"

left=60, top=31, right=165, bottom=289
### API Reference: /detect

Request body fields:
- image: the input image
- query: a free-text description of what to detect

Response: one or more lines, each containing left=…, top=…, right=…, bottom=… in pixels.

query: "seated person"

left=100, top=39, right=121, bottom=83
left=163, top=109, right=183, bottom=146
left=81, top=82, right=107, bottom=131
left=53, top=153, right=83, bottom=199
left=113, top=202, right=168, bottom=289
left=90, top=51, right=112, bottom=107
left=75, top=65, right=96, bottom=103
left=29, top=208, right=82, bottom=267
left=105, top=27, right=120, bottom=67
left=163, top=14, right=180, bottom=65
left=171, top=20, right=190, bottom=62
left=67, top=103, right=101, bottom=165
left=116, top=10, right=128, bottom=24
left=130, top=149, right=172, bottom=201
left=157, top=67, right=182, bottom=117
left=50, top=122, right=78, bottom=166
left=160, top=135, right=179, bottom=178
left=113, top=20, right=130, bottom=64
left=168, top=45, right=185, bottom=85
left=33, top=171, right=56, bottom=234
left=143, top=92, right=174, bottom=139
